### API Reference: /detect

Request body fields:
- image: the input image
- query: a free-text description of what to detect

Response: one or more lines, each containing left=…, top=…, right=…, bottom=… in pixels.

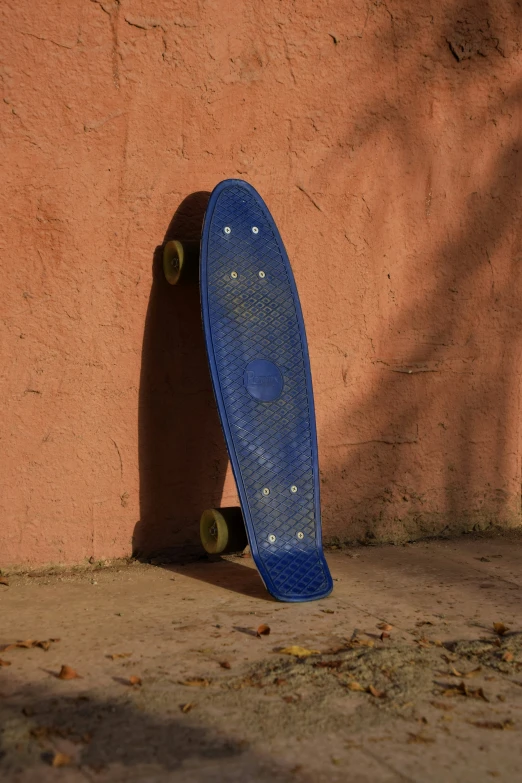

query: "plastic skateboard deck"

left=201, top=179, right=333, bottom=602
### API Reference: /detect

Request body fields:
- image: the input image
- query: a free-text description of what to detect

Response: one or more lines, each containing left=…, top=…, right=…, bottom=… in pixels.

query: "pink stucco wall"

left=1, top=0, right=521, bottom=567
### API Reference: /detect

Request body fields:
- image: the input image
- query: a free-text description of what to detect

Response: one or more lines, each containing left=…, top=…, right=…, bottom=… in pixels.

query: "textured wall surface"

left=1, top=0, right=521, bottom=566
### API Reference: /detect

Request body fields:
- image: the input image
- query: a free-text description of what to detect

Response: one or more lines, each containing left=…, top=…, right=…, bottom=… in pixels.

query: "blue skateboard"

left=163, top=180, right=333, bottom=602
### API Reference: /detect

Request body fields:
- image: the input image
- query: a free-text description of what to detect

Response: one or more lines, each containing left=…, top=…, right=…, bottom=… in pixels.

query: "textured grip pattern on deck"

left=204, top=184, right=330, bottom=600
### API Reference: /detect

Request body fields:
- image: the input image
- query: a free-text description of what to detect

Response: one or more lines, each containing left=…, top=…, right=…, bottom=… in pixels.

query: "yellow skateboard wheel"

left=200, top=507, right=247, bottom=554
left=163, top=240, right=199, bottom=285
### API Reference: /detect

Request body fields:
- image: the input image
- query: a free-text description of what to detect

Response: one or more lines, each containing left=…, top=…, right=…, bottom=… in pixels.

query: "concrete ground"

left=1, top=533, right=521, bottom=782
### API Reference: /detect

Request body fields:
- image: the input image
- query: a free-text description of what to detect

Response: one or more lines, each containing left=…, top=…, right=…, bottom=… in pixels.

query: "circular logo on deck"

left=243, top=359, right=284, bottom=402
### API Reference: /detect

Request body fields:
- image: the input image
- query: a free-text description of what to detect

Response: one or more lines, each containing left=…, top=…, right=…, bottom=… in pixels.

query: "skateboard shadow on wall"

left=134, top=191, right=228, bottom=563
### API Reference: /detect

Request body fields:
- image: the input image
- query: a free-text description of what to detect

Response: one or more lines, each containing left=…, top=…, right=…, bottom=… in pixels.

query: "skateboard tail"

left=256, top=550, right=334, bottom=603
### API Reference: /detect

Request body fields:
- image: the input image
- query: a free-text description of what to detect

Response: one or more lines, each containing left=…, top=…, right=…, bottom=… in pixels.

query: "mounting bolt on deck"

left=224, top=226, right=231, bottom=234
left=259, top=271, right=265, bottom=278
left=262, top=487, right=270, bottom=496
left=231, top=271, right=238, bottom=279
left=252, top=226, right=259, bottom=234
left=268, top=534, right=276, bottom=543
left=297, top=532, right=304, bottom=540
left=290, top=485, right=298, bottom=493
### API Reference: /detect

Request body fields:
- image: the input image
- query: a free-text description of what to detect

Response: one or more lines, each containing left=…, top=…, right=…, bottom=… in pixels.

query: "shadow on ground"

left=0, top=681, right=300, bottom=781
left=166, top=557, right=274, bottom=602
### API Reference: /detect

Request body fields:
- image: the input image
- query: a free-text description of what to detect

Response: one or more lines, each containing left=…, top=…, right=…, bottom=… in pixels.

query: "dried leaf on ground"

left=502, top=652, right=514, bottom=662
left=474, top=687, right=489, bottom=701
left=352, top=637, right=375, bottom=648
left=180, top=703, right=194, bottom=713
left=346, top=680, right=385, bottom=697
left=450, top=666, right=481, bottom=678
left=431, top=701, right=454, bottom=711
left=58, top=665, right=81, bottom=680
left=2, top=640, right=34, bottom=651
left=179, top=678, right=211, bottom=687
left=31, top=726, right=54, bottom=740
left=321, top=609, right=335, bottom=614
left=380, top=632, right=390, bottom=641
left=108, top=652, right=132, bottom=660
left=442, top=653, right=458, bottom=664
left=279, top=646, right=320, bottom=658
left=442, top=681, right=489, bottom=701
left=274, top=677, right=287, bottom=686
left=367, top=684, right=386, bottom=698
left=493, top=623, right=510, bottom=636
left=416, top=620, right=433, bottom=627
left=128, top=675, right=142, bottom=686
left=1, top=639, right=58, bottom=653
left=346, top=681, right=366, bottom=692
left=314, top=660, right=343, bottom=670
left=377, top=623, right=393, bottom=631
left=256, top=624, right=271, bottom=637
left=51, top=752, right=72, bottom=767
left=232, top=676, right=263, bottom=690
left=417, top=638, right=431, bottom=648
left=0, top=659, right=11, bottom=667
left=441, top=686, right=462, bottom=698
left=469, top=719, right=514, bottom=730
left=219, top=661, right=231, bottom=669
left=0, top=577, right=9, bottom=586
left=407, top=732, right=435, bottom=744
